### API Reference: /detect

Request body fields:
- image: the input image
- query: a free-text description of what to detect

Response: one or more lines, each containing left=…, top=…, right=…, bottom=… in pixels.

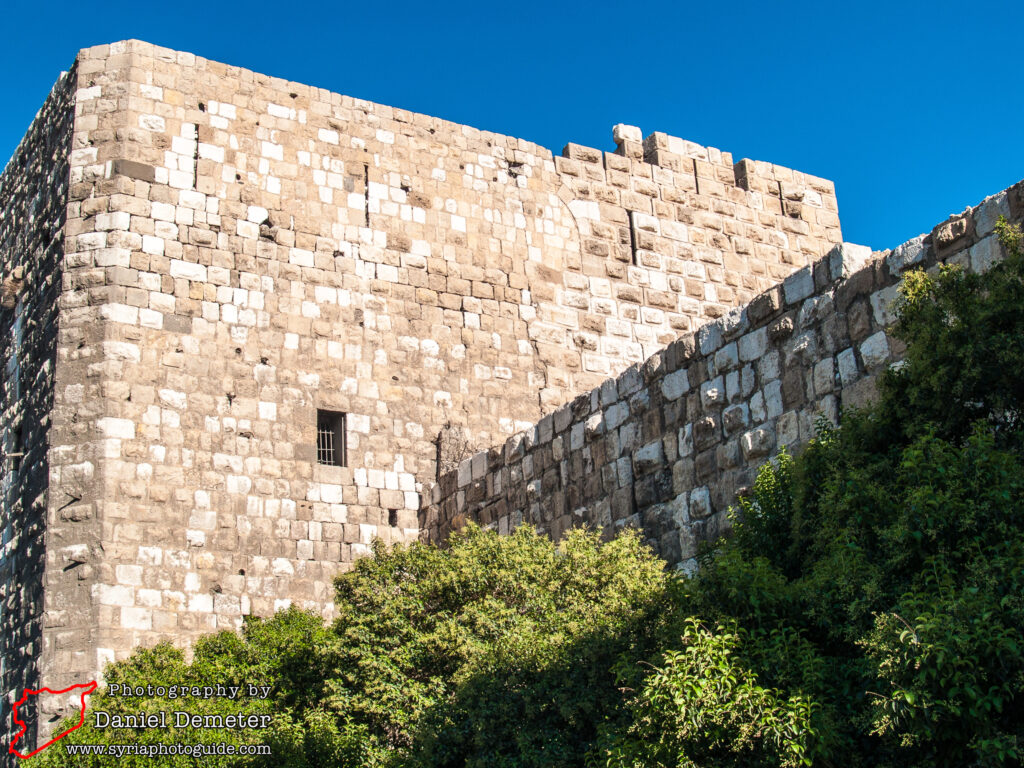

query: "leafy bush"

left=594, top=619, right=816, bottom=768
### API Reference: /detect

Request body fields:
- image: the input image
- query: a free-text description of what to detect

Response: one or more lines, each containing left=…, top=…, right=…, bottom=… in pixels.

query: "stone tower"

left=0, top=39, right=844, bottom=745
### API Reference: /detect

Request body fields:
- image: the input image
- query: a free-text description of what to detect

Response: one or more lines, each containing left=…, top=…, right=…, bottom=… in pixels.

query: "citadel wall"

left=0, top=67, right=76, bottom=746
left=0, top=38, right=845, bottom=738
left=423, top=183, right=1024, bottom=569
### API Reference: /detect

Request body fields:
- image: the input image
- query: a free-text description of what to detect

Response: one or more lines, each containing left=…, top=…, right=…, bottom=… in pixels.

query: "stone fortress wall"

left=0, top=39, right=843, bottom=739
left=1, top=38, right=1012, bottom=746
left=423, top=184, right=1024, bottom=569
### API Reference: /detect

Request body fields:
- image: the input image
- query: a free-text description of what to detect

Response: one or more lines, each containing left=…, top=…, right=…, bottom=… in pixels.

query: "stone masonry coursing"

left=0, top=39, right=845, bottom=743
left=0, top=67, right=76, bottom=749
left=422, top=183, right=1024, bottom=572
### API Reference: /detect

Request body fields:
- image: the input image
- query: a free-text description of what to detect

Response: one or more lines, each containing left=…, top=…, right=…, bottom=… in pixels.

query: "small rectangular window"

left=10, top=425, right=23, bottom=473
left=317, top=410, right=347, bottom=467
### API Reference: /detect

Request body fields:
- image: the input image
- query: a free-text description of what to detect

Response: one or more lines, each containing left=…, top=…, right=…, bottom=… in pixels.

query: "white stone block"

left=95, top=211, right=131, bottom=231
left=860, top=331, right=890, bottom=370
left=783, top=267, right=814, bottom=305
left=121, top=607, right=152, bottom=631
left=100, top=303, right=139, bottom=325
left=827, top=242, right=873, bottom=281
left=886, top=235, right=927, bottom=276
left=169, top=259, right=207, bottom=281
left=138, top=114, right=165, bottom=132
left=139, top=308, right=163, bottom=329
left=700, top=376, right=725, bottom=408
left=137, top=589, right=162, bottom=608
left=457, top=458, right=472, bottom=487
left=689, top=487, right=712, bottom=519
left=613, top=124, right=642, bottom=143
left=159, top=389, right=187, bottom=409
left=661, top=369, right=689, bottom=401
left=188, top=594, right=213, bottom=612
left=764, top=380, right=783, bottom=419
left=970, top=235, right=1002, bottom=274
left=97, top=417, right=135, bottom=440
left=837, top=347, right=859, bottom=386
left=974, top=191, right=1010, bottom=238
left=94, top=584, right=134, bottom=607
left=738, top=328, right=768, bottom=362
left=813, top=358, right=835, bottom=395
left=137, top=546, right=162, bottom=566
left=568, top=200, right=600, bottom=221
left=115, top=564, right=143, bottom=586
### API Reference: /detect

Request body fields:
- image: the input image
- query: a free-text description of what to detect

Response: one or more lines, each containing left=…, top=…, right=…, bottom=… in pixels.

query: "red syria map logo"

left=8, top=681, right=98, bottom=759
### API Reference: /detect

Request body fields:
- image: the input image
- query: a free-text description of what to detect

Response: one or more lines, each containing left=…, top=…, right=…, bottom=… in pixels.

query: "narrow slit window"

left=316, top=410, right=347, bottom=467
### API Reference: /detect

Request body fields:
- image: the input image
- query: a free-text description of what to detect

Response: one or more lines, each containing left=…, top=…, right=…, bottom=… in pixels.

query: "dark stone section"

left=0, top=65, right=76, bottom=760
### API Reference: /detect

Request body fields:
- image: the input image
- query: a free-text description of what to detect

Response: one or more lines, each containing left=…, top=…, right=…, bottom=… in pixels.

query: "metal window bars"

left=316, top=410, right=346, bottom=466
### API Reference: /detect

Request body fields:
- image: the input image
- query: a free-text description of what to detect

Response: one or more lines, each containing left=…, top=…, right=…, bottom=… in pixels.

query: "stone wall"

left=421, top=182, right=1024, bottom=571
left=1, top=37, right=851, bottom=740
left=19, top=35, right=847, bottom=712
left=0, top=67, right=76, bottom=750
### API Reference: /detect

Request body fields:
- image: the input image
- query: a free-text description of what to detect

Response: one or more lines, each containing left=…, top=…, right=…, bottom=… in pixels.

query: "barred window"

left=316, top=410, right=347, bottom=467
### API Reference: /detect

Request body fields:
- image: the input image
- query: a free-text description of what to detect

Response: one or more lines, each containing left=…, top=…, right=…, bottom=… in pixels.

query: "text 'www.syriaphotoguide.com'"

left=62, top=743, right=271, bottom=757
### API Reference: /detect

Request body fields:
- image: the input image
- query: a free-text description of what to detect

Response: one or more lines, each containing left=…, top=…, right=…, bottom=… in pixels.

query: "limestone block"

left=763, top=380, right=783, bottom=419
left=783, top=267, right=814, bottom=305
left=777, top=411, right=800, bottom=447
left=812, top=358, right=835, bottom=396
left=714, top=342, right=739, bottom=372
left=740, top=427, right=774, bottom=460
left=661, top=369, right=690, bottom=401
left=969, top=235, right=1002, bottom=274
left=96, top=417, right=135, bottom=440
left=973, top=192, right=1010, bottom=238
left=613, top=124, right=643, bottom=144
left=886, top=235, right=927, bottom=276
left=452, top=457, right=470, bottom=489
left=827, top=242, right=873, bottom=281
left=633, top=440, right=665, bottom=474
left=837, top=347, right=859, bottom=386
left=870, top=284, right=901, bottom=327
left=698, top=320, right=724, bottom=355
left=722, top=404, right=750, bottom=434
left=859, top=331, right=890, bottom=370
left=689, top=487, right=712, bottom=519
left=700, top=376, right=725, bottom=409
left=738, top=328, right=767, bottom=362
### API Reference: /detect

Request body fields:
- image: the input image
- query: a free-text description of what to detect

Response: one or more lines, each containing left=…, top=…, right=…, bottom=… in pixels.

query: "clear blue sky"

left=2, top=0, right=1021, bottom=251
